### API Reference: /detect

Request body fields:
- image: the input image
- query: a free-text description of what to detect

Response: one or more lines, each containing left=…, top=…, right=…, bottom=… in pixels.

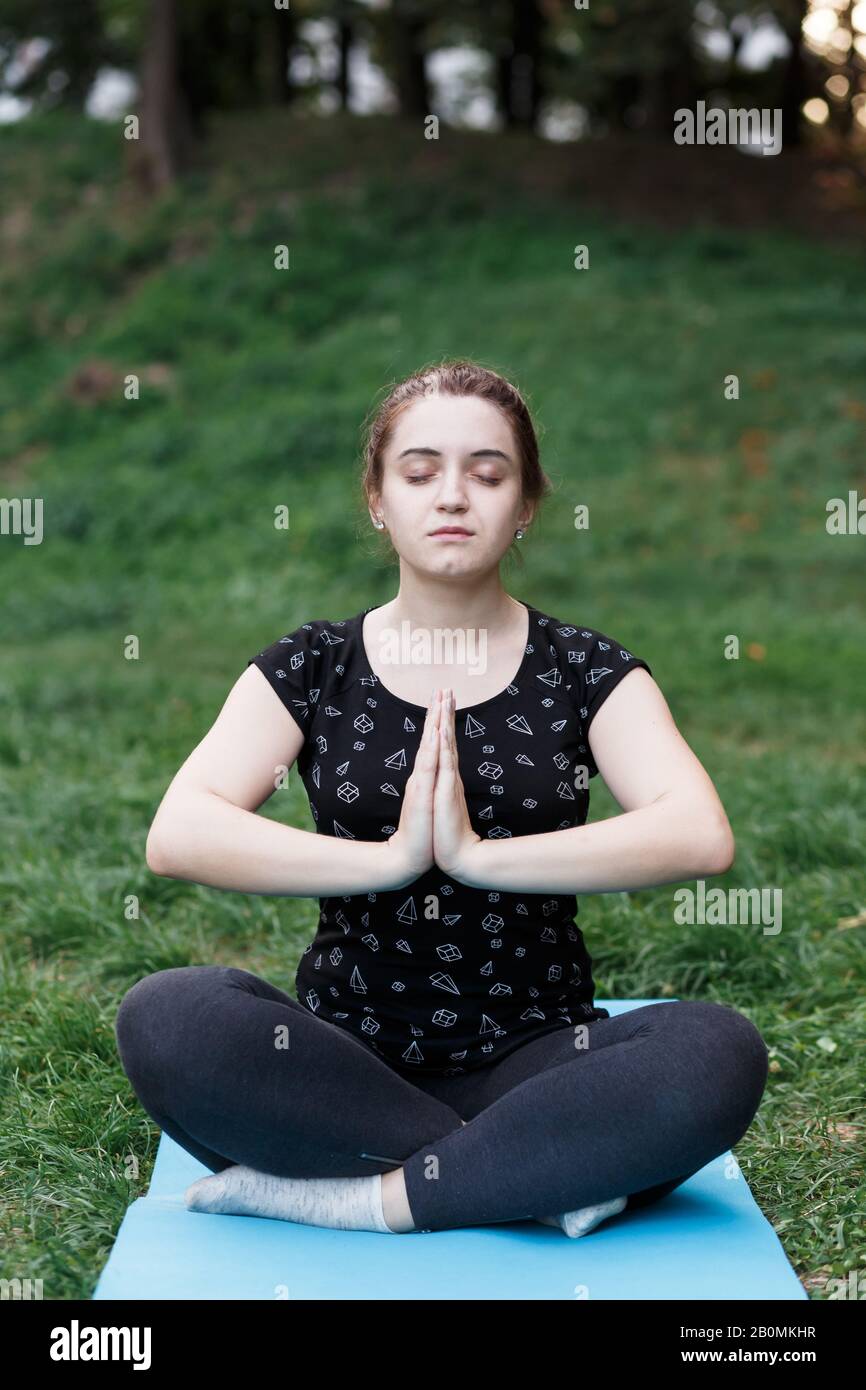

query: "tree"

left=0, top=0, right=133, bottom=110
left=382, top=0, right=431, bottom=119
left=333, top=0, right=357, bottom=112
left=265, top=0, right=298, bottom=107
left=128, top=0, right=196, bottom=193
left=496, top=0, right=545, bottom=132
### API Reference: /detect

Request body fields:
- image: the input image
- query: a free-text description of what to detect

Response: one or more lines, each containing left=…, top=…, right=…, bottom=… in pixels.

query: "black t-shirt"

left=247, top=600, right=652, bottom=1076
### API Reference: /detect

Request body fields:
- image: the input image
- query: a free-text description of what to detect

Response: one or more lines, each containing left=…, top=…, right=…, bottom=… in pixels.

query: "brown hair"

left=359, top=358, right=553, bottom=565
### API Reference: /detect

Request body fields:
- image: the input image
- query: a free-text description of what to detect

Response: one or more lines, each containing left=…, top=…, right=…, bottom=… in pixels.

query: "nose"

left=434, top=467, right=471, bottom=510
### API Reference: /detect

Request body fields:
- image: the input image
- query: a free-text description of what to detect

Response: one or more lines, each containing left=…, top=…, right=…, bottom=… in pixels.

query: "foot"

left=184, top=1168, right=254, bottom=1217
left=536, top=1194, right=628, bottom=1237
left=184, top=1164, right=393, bottom=1232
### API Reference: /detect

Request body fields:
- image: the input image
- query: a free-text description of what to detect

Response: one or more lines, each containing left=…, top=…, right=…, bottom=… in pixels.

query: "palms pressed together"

left=389, top=686, right=483, bottom=885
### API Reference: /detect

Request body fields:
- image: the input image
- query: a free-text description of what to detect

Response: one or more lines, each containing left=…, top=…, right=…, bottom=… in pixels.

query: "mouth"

left=429, top=527, right=474, bottom=538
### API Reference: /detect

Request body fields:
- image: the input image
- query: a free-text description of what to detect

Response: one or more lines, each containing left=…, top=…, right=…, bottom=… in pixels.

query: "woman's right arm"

left=145, top=665, right=433, bottom=896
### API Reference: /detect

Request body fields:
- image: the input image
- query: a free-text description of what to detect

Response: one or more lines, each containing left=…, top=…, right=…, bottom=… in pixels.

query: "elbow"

left=145, top=823, right=174, bottom=877
left=700, top=819, right=735, bottom=877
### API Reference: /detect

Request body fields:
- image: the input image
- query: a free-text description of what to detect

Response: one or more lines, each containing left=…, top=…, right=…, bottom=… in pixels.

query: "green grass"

left=1, top=108, right=864, bottom=1299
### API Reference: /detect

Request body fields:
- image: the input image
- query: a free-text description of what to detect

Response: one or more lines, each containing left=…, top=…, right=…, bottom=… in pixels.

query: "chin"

left=429, top=558, right=480, bottom=577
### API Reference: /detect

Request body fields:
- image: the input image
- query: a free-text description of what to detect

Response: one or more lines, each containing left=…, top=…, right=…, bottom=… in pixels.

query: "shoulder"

left=248, top=618, right=327, bottom=672
left=531, top=609, right=653, bottom=778
left=532, top=608, right=653, bottom=714
left=246, top=613, right=362, bottom=709
left=245, top=617, right=336, bottom=727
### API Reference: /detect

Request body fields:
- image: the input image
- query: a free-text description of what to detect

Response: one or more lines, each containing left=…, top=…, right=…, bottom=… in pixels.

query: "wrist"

left=380, top=836, right=420, bottom=891
left=447, top=833, right=484, bottom=886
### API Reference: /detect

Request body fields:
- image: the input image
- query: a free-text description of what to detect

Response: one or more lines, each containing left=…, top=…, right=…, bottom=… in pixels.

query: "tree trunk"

left=779, top=0, right=810, bottom=148
left=498, top=0, right=544, bottom=132
left=388, top=0, right=430, bottom=119
left=266, top=2, right=297, bottom=105
left=177, top=1, right=223, bottom=139
left=53, top=0, right=104, bottom=108
left=233, top=4, right=261, bottom=106
left=646, top=29, right=698, bottom=138
left=131, top=0, right=196, bottom=194
left=336, top=13, right=354, bottom=111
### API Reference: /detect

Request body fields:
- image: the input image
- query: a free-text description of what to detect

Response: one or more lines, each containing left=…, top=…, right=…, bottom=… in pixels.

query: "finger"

left=444, top=689, right=456, bottom=751
left=431, top=688, right=443, bottom=744
left=419, top=690, right=441, bottom=767
left=446, top=692, right=463, bottom=777
left=430, top=691, right=442, bottom=761
left=438, top=716, right=455, bottom=769
left=434, top=692, right=451, bottom=796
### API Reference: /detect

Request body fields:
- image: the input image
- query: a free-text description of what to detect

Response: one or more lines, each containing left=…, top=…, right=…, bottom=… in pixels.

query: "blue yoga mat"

left=94, top=999, right=806, bottom=1300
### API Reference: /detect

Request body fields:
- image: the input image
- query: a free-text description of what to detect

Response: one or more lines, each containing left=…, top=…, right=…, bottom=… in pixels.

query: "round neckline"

left=358, top=599, right=536, bottom=716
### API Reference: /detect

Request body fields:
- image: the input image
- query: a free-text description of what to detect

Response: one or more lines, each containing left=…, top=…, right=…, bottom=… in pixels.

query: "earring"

left=514, top=528, right=526, bottom=540
left=373, top=517, right=385, bottom=530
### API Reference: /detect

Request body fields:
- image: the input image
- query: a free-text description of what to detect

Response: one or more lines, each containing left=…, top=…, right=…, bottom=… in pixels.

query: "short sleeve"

left=572, top=626, right=653, bottom=778
left=246, top=622, right=320, bottom=737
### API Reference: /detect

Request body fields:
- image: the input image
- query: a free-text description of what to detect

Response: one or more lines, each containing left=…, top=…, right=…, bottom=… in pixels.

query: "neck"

left=380, top=572, right=522, bottom=632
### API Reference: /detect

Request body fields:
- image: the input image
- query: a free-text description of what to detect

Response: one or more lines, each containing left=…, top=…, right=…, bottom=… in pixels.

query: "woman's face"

left=370, top=394, right=534, bottom=579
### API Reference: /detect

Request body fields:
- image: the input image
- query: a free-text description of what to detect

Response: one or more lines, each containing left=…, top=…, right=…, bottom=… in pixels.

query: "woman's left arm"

left=450, top=669, right=735, bottom=894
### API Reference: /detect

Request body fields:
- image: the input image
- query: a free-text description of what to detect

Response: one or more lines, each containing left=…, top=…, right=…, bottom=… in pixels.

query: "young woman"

left=115, top=360, right=769, bottom=1239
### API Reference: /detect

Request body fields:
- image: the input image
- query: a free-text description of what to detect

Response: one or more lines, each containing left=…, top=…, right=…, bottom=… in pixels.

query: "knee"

left=115, top=968, right=173, bottom=1072
left=115, top=965, right=227, bottom=1075
left=704, top=1001, right=768, bottom=1083
left=667, top=1000, right=770, bottom=1138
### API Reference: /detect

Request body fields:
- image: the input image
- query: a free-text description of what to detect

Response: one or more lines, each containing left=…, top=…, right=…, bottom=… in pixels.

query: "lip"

left=429, top=527, right=474, bottom=538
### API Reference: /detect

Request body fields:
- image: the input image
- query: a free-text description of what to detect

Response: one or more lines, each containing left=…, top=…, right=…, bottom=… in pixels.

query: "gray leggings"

left=115, top=965, right=769, bottom=1233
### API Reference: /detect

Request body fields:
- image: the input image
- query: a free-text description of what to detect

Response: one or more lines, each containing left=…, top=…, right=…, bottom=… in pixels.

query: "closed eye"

left=407, top=475, right=501, bottom=485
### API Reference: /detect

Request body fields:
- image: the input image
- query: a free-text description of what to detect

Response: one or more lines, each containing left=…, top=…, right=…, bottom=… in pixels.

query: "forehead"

left=387, top=394, right=514, bottom=456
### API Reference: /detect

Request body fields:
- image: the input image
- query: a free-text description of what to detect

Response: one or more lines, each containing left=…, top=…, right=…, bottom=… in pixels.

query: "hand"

left=385, top=688, right=442, bottom=887
left=433, top=688, right=482, bottom=879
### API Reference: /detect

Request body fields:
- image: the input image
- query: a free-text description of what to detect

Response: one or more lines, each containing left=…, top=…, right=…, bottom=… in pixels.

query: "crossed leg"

left=396, top=998, right=770, bottom=1231
left=115, top=965, right=769, bottom=1234
left=115, top=964, right=465, bottom=1180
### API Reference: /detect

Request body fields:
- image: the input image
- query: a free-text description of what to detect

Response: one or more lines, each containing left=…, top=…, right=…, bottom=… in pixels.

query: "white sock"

left=184, top=1164, right=395, bottom=1233
left=536, top=1194, right=628, bottom=1237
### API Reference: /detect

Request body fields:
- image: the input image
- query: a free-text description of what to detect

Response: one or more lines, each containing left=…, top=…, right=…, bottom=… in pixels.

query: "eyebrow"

left=396, top=448, right=513, bottom=462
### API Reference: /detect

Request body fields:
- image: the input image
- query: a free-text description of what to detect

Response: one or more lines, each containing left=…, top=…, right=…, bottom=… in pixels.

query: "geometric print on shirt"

left=247, top=599, right=653, bottom=1076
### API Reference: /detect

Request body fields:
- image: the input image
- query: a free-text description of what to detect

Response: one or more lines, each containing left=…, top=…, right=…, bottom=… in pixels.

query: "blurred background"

left=0, top=0, right=864, bottom=1299
left=6, top=0, right=866, bottom=160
